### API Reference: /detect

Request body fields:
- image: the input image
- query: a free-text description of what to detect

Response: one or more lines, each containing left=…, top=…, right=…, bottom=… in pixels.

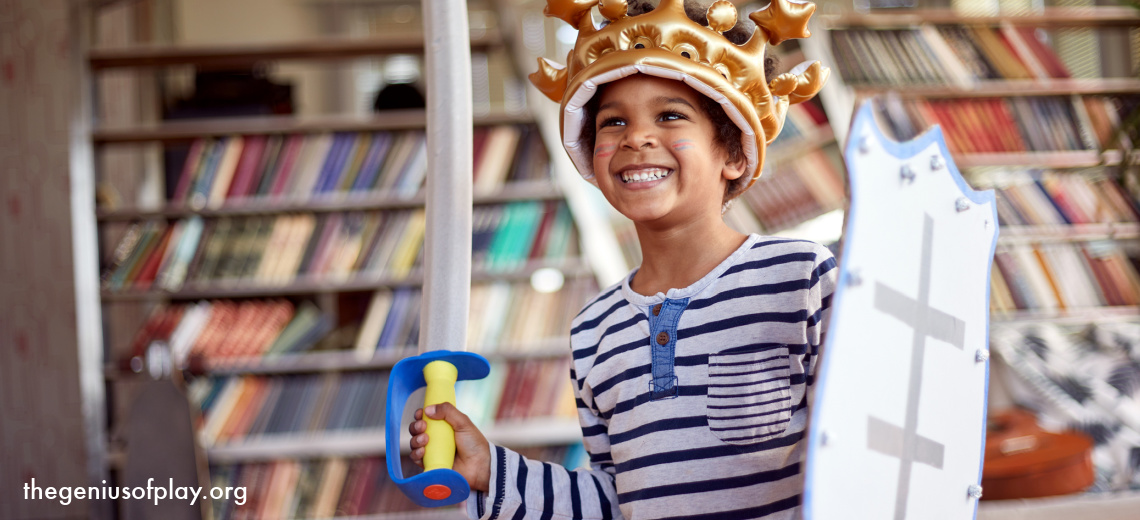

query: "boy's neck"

left=630, top=216, right=748, bottom=297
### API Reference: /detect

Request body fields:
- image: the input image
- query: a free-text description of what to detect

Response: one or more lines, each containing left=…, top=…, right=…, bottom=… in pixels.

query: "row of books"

left=991, top=241, right=1140, bottom=314
left=208, top=445, right=588, bottom=519
left=101, top=201, right=579, bottom=292
left=192, top=357, right=576, bottom=445
left=125, top=277, right=595, bottom=367
left=208, top=457, right=421, bottom=519
left=162, top=125, right=548, bottom=209
left=194, top=371, right=390, bottom=445
left=979, top=171, right=1140, bottom=227
left=830, top=25, right=1073, bottom=87
left=877, top=95, right=1130, bottom=155
left=738, top=147, right=846, bottom=233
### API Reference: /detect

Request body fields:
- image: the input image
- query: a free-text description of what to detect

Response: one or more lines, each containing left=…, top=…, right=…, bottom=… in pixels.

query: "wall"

left=0, top=0, right=104, bottom=519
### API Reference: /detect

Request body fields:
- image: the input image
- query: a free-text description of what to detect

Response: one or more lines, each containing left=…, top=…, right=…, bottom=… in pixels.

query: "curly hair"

left=577, top=1, right=778, bottom=203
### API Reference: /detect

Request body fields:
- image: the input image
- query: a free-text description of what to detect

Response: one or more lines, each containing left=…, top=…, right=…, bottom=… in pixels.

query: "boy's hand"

left=408, top=402, right=492, bottom=493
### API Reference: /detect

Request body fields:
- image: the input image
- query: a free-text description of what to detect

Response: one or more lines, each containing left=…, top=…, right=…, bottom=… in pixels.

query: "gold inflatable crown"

left=530, top=0, right=829, bottom=194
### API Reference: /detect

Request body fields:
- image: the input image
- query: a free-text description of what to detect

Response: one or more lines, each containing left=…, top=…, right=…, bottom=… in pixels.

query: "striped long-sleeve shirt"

left=466, top=235, right=838, bottom=520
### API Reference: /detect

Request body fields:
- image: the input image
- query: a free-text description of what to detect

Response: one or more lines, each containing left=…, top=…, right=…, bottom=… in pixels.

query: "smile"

left=619, top=168, right=673, bottom=184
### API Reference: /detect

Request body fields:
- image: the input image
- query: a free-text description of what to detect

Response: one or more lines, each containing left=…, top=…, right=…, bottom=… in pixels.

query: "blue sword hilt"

left=385, top=350, right=490, bottom=507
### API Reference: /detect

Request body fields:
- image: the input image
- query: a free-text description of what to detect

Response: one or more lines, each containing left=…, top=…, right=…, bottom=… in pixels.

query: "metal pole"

left=420, top=0, right=473, bottom=354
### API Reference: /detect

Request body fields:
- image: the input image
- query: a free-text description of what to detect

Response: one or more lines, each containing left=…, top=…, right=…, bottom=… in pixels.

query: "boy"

left=411, top=0, right=836, bottom=518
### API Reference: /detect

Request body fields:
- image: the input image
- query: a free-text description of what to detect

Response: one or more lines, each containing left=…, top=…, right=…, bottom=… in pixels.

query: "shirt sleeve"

left=806, top=245, right=838, bottom=387
left=465, top=366, right=623, bottom=520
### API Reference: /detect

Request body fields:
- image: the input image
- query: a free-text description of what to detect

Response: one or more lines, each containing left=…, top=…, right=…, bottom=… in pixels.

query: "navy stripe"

left=590, top=354, right=709, bottom=396
left=707, top=395, right=790, bottom=410
left=589, top=451, right=613, bottom=464
left=573, top=314, right=647, bottom=360
left=655, top=495, right=801, bottom=520
left=717, top=342, right=804, bottom=357
left=686, top=280, right=807, bottom=311
left=709, top=375, right=788, bottom=389
left=678, top=311, right=808, bottom=341
left=709, top=406, right=792, bottom=422
left=614, top=430, right=804, bottom=474
left=569, top=472, right=582, bottom=519
left=810, top=256, right=838, bottom=288
left=571, top=299, right=627, bottom=335
left=574, top=284, right=622, bottom=319
left=618, top=462, right=801, bottom=503
left=490, top=446, right=507, bottom=520
left=751, top=238, right=814, bottom=250
left=591, top=474, right=613, bottom=520
left=712, top=360, right=786, bottom=376
left=709, top=386, right=787, bottom=400
left=540, top=463, right=554, bottom=520
left=720, top=252, right=816, bottom=278
left=609, top=416, right=708, bottom=445
left=580, top=424, right=607, bottom=437
left=602, top=385, right=708, bottom=420
left=709, top=416, right=790, bottom=431
left=510, top=455, right=528, bottom=520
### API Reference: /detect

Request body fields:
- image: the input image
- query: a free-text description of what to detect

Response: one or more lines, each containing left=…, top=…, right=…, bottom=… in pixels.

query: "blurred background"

left=1, top=0, right=1139, bottom=518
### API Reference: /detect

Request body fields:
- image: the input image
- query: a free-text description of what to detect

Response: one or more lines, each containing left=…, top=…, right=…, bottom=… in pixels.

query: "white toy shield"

left=804, top=102, right=998, bottom=520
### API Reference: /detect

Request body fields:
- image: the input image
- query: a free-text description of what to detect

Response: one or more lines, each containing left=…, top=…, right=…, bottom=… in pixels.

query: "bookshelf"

left=86, top=1, right=609, bottom=518
left=801, top=4, right=1140, bottom=328
left=803, top=3, right=1140, bottom=511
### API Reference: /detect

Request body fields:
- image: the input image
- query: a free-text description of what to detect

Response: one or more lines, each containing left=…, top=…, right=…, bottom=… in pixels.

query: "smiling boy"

left=409, top=0, right=836, bottom=518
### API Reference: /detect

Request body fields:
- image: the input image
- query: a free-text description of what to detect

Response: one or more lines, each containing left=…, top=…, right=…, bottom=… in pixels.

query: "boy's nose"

left=621, top=127, right=659, bottom=150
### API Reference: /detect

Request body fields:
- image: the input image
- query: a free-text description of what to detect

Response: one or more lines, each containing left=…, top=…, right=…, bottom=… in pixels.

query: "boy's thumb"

left=424, top=402, right=473, bottom=430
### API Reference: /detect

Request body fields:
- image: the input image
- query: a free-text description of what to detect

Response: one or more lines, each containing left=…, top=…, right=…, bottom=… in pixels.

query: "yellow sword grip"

left=422, top=360, right=459, bottom=472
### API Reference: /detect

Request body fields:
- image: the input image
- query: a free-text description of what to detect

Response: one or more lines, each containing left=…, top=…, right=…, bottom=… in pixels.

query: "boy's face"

left=590, top=74, right=746, bottom=227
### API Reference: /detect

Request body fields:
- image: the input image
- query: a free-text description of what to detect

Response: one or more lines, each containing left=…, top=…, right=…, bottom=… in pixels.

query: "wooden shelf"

left=952, top=150, right=1125, bottom=169
left=851, top=78, right=1140, bottom=98
left=204, top=418, right=580, bottom=462
left=104, top=342, right=569, bottom=380
left=822, top=7, right=1140, bottom=29
left=998, top=223, right=1140, bottom=244
left=991, top=306, right=1140, bottom=326
left=100, top=258, right=593, bottom=301
left=88, top=33, right=501, bottom=70
left=92, top=111, right=533, bottom=144
left=95, top=181, right=562, bottom=221
left=199, top=340, right=569, bottom=376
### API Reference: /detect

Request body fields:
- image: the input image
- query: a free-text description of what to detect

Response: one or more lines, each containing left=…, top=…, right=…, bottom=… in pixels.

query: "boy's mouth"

left=619, top=167, right=673, bottom=184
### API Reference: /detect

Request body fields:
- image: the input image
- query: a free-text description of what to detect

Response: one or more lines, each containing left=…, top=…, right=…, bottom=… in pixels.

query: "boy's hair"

left=578, top=0, right=779, bottom=203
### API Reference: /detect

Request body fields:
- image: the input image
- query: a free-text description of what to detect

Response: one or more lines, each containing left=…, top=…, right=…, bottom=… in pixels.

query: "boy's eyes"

left=598, top=117, right=624, bottom=128
left=596, top=111, right=690, bottom=129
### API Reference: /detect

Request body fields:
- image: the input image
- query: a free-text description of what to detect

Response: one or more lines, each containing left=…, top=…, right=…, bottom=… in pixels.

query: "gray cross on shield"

left=867, top=213, right=967, bottom=520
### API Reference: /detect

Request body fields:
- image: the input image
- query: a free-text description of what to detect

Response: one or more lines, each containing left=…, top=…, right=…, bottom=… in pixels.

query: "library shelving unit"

left=86, top=2, right=610, bottom=518
left=800, top=3, right=1140, bottom=514
left=800, top=4, right=1140, bottom=329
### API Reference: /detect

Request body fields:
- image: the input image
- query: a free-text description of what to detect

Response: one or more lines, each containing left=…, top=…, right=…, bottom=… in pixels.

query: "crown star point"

left=706, top=0, right=738, bottom=33
left=749, top=0, right=815, bottom=45
left=598, top=0, right=628, bottom=21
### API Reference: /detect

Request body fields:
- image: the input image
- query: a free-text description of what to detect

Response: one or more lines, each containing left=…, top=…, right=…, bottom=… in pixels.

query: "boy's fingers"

left=424, top=402, right=474, bottom=431
left=409, top=433, right=428, bottom=449
left=414, top=408, right=423, bottom=420
left=408, top=419, right=424, bottom=437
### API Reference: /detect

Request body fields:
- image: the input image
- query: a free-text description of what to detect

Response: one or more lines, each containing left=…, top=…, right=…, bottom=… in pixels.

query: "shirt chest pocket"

left=706, top=345, right=794, bottom=445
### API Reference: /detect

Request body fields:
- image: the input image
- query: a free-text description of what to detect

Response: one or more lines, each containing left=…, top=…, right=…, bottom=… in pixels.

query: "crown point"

left=598, top=0, right=627, bottom=21
left=749, top=0, right=815, bottom=46
left=707, top=0, right=738, bottom=33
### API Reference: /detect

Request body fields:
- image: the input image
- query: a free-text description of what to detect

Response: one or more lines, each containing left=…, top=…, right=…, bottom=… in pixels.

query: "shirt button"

left=652, top=304, right=662, bottom=316
left=656, top=331, right=669, bottom=345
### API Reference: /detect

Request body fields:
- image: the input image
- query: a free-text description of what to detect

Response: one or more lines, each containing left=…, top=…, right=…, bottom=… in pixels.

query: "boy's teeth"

left=620, top=168, right=672, bottom=184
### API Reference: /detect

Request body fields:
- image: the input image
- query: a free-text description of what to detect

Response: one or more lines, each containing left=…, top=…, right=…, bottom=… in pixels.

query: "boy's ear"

left=721, top=153, right=748, bottom=182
